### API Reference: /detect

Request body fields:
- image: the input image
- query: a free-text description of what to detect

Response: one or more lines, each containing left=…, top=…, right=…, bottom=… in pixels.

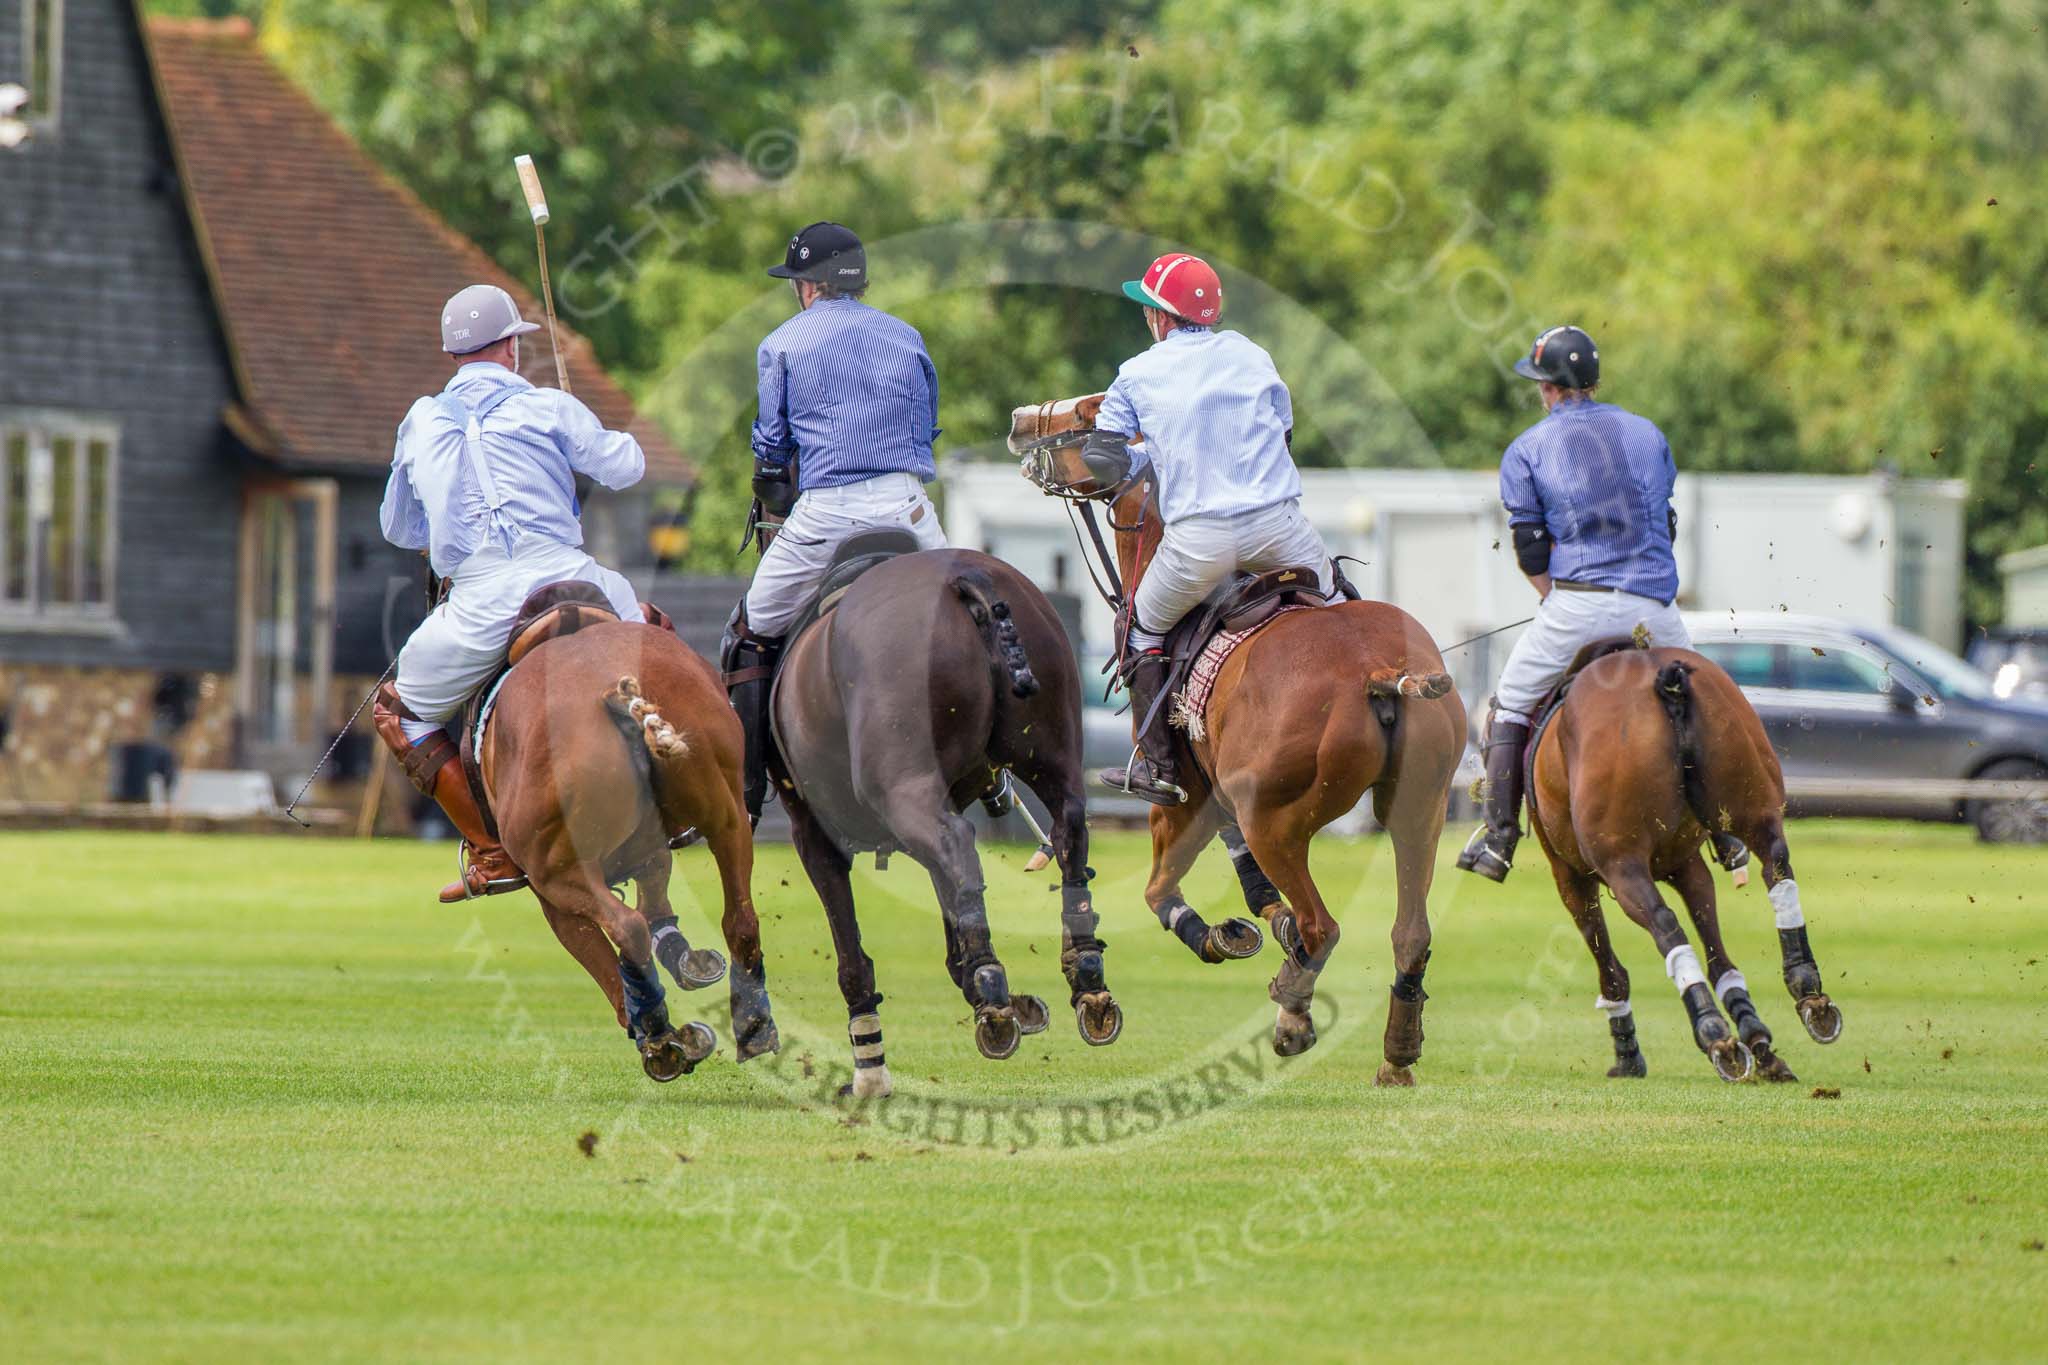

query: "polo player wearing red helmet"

left=1080, top=253, right=1336, bottom=805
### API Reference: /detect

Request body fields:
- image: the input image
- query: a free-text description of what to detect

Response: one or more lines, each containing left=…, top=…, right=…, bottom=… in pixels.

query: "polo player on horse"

left=374, top=284, right=649, bottom=903
left=722, top=221, right=947, bottom=824
left=1458, top=324, right=1715, bottom=881
left=1077, top=251, right=1335, bottom=806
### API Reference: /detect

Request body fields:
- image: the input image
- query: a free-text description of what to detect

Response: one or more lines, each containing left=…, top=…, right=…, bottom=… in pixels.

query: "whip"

left=281, top=657, right=397, bottom=828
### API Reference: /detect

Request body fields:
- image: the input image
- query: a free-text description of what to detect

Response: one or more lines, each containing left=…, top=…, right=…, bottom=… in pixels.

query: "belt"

left=1550, top=578, right=1616, bottom=594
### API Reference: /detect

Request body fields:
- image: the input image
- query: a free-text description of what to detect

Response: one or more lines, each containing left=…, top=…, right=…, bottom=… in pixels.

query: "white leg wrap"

left=1594, top=995, right=1633, bottom=1019
left=1714, top=969, right=1748, bottom=1004
left=849, top=1064, right=893, bottom=1099
left=1664, top=943, right=1707, bottom=994
left=1769, top=879, right=1804, bottom=929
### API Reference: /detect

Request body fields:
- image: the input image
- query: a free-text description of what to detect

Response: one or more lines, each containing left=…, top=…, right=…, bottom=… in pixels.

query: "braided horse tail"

left=952, top=569, right=1040, bottom=700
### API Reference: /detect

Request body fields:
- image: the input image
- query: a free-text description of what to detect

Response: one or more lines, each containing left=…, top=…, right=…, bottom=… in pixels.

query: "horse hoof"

left=1797, top=994, right=1843, bottom=1044
left=1707, top=1037, right=1755, bottom=1083
left=1012, top=994, right=1051, bottom=1035
left=1607, top=1053, right=1648, bottom=1079
left=676, top=948, right=727, bottom=990
left=735, top=1019, right=780, bottom=1063
left=640, top=1028, right=707, bottom=1084
left=1374, top=1061, right=1415, bottom=1087
left=678, top=1020, right=718, bottom=1063
left=840, top=1065, right=894, bottom=1100
left=1204, top=918, right=1265, bottom=963
left=970, top=964, right=1011, bottom=1010
left=1272, top=1008, right=1317, bottom=1057
left=1752, top=1046, right=1799, bottom=1083
left=1074, top=992, right=1123, bottom=1047
left=974, top=1009, right=1022, bottom=1061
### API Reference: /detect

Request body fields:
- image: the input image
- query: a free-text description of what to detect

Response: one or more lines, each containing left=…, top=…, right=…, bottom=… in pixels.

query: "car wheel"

left=1970, top=758, right=2048, bottom=844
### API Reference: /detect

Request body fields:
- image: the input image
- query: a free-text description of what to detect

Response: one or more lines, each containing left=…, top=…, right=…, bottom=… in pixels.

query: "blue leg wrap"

left=618, top=954, right=666, bottom=1033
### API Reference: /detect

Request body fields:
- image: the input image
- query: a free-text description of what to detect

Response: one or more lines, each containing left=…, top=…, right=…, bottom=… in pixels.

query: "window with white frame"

left=24, top=0, right=61, bottom=130
left=1, top=413, right=118, bottom=619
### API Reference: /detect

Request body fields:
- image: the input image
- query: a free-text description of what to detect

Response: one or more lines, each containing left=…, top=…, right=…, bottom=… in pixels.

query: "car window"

left=1784, top=646, right=1892, bottom=695
left=1695, top=641, right=1777, bottom=687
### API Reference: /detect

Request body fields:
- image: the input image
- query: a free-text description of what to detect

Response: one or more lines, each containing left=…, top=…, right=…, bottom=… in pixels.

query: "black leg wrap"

left=1060, top=884, right=1107, bottom=997
left=1229, top=845, right=1282, bottom=912
left=1778, top=925, right=1822, bottom=997
left=649, top=915, right=688, bottom=976
left=1609, top=1013, right=1642, bottom=1057
left=1156, top=896, right=1212, bottom=956
left=1391, top=950, right=1431, bottom=1004
left=1722, top=986, right=1768, bottom=1045
left=1680, top=982, right=1727, bottom=1050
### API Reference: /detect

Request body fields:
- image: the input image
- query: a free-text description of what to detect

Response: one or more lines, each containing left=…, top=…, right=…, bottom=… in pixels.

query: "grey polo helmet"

left=441, top=284, right=541, bottom=355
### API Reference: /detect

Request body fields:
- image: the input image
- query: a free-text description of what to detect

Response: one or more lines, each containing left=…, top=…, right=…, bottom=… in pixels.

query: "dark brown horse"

left=772, top=547, right=1112, bottom=1098
left=1526, top=645, right=1843, bottom=1082
left=481, top=621, right=778, bottom=1080
left=1015, top=395, right=1467, bottom=1084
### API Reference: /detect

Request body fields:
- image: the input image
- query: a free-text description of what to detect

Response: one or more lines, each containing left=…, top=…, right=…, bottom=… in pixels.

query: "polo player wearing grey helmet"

left=721, top=222, right=947, bottom=825
left=373, top=283, right=649, bottom=903
left=1458, top=325, right=1718, bottom=882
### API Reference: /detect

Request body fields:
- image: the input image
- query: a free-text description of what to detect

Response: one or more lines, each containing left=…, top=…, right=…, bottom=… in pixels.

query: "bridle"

left=1014, top=404, right=1152, bottom=618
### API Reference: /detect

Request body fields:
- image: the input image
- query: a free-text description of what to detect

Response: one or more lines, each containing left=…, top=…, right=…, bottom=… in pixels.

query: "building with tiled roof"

left=0, top=0, right=691, bottom=799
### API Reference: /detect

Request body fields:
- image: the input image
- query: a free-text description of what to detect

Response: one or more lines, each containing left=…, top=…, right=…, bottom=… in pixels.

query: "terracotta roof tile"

left=144, top=17, right=689, bottom=482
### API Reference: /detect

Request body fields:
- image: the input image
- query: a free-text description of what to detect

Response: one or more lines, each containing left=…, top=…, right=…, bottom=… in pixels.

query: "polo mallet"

left=513, top=154, right=571, bottom=394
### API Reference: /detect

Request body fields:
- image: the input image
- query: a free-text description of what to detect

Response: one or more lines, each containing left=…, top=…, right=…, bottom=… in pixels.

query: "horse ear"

left=1075, top=393, right=1106, bottom=426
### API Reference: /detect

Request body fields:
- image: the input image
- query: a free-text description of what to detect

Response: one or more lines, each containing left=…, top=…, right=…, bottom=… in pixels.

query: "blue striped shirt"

left=1499, top=398, right=1679, bottom=602
left=1094, top=326, right=1299, bottom=523
left=750, top=297, right=940, bottom=490
left=381, top=363, right=644, bottom=576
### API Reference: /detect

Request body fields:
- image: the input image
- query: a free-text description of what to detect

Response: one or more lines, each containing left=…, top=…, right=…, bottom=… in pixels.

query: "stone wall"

left=0, top=664, right=237, bottom=803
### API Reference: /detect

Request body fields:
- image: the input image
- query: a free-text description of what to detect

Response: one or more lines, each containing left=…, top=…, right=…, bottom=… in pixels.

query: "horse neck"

left=1113, top=482, right=1161, bottom=604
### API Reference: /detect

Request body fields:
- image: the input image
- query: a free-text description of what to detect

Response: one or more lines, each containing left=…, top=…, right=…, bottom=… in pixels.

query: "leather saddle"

left=779, top=529, right=926, bottom=648
left=456, top=579, right=624, bottom=839
left=1157, top=564, right=1326, bottom=679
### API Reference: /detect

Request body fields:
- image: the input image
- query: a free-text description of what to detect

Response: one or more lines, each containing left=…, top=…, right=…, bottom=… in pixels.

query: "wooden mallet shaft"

left=513, top=154, right=571, bottom=394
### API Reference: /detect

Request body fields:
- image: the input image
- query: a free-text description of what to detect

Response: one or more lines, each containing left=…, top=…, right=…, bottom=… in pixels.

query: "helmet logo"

left=798, top=245, right=811, bottom=260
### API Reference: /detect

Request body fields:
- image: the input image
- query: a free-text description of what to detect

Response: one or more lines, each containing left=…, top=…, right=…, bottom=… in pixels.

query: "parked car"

left=1966, top=627, right=2048, bottom=703
left=1684, top=613, right=2048, bottom=842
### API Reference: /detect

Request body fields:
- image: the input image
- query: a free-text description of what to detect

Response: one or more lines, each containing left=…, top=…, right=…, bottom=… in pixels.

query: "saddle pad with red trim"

left=1169, top=604, right=1315, bottom=743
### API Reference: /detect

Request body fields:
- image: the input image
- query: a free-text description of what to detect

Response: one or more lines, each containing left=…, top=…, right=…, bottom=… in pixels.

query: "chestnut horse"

left=1527, top=645, right=1843, bottom=1082
left=481, top=621, right=778, bottom=1081
left=1015, top=396, right=1467, bottom=1084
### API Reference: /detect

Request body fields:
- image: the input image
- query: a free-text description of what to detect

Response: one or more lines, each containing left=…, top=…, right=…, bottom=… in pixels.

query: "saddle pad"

left=1169, top=603, right=1314, bottom=743
left=472, top=665, right=518, bottom=769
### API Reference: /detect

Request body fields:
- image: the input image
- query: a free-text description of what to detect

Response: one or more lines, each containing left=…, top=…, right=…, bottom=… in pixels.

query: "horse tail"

left=1654, top=658, right=1716, bottom=827
left=1365, top=669, right=1454, bottom=701
left=602, top=675, right=690, bottom=769
left=951, top=570, right=1040, bottom=699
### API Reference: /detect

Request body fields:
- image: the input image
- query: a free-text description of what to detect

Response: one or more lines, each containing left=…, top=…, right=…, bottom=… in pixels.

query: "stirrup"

left=669, top=827, right=703, bottom=850
left=1455, top=825, right=1514, bottom=882
left=1095, top=758, right=1186, bottom=807
left=446, top=842, right=528, bottom=902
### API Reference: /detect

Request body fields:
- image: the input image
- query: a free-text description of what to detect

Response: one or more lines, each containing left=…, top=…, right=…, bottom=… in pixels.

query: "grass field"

left=2, top=822, right=2044, bottom=1362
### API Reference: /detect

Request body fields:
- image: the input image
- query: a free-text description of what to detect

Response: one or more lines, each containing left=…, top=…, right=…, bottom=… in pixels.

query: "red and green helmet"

left=1121, top=252, right=1223, bottom=325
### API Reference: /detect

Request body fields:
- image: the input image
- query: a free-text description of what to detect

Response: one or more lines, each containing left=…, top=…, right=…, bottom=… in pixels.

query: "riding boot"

left=721, top=610, right=783, bottom=827
left=371, top=682, right=525, bottom=903
left=1456, top=720, right=1530, bottom=882
left=1099, top=649, right=1187, bottom=806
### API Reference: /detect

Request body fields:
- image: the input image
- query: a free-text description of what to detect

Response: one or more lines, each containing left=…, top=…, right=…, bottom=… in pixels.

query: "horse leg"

left=632, top=853, right=729, bottom=992
left=1746, top=814, right=1843, bottom=1045
left=1670, top=851, right=1796, bottom=1082
left=1373, top=787, right=1446, bottom=1087
left=1145, top=800, right=1263, bottom=964
left=1240, top=814, right=1339, bottom=1059
left=1599, top=859, right=1753, bottom=1082
left=1020, top=769, right=1122, bottom=1046
left=531, top=867, right=715, bottom=1082
left=698, top=809, right=779, bottom=1064
left=787, top=797, right=892, bottom=1099
left=1551, top=866, right=1645, bottom=1078
left=877, top=778, right=1023, bottom=1061
left=537, top=893, right=629, bottom=1033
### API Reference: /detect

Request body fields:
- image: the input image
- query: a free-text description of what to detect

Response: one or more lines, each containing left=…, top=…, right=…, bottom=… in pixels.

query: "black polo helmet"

left=1513, top=324, right=1599, bottom=388
left=767, top=221, right=868, bottom=288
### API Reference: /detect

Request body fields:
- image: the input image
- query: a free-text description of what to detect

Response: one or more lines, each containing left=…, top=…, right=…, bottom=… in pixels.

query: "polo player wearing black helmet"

left=1458, top=325, right=1734, bottom=882
left=721, top=222, right=946, bottom=824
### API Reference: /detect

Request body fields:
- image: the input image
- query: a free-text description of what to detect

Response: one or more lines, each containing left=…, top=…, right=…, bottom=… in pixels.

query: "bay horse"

left=1014, top=395, right=1467, bottom=1084
left=480, top=618, right=779, bottom=1081
left=1526, top=644, right=1844, bottom=1082
left=770, top=544, right=1112, bottom=1099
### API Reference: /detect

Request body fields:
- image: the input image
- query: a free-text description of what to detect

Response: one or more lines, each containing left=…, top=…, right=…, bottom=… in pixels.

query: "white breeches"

left=743, top=472, right=947, bottom=636
left=1492, top=587, right=1690, bottom=727
left=1128, top=499, right=1333, bottom=648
